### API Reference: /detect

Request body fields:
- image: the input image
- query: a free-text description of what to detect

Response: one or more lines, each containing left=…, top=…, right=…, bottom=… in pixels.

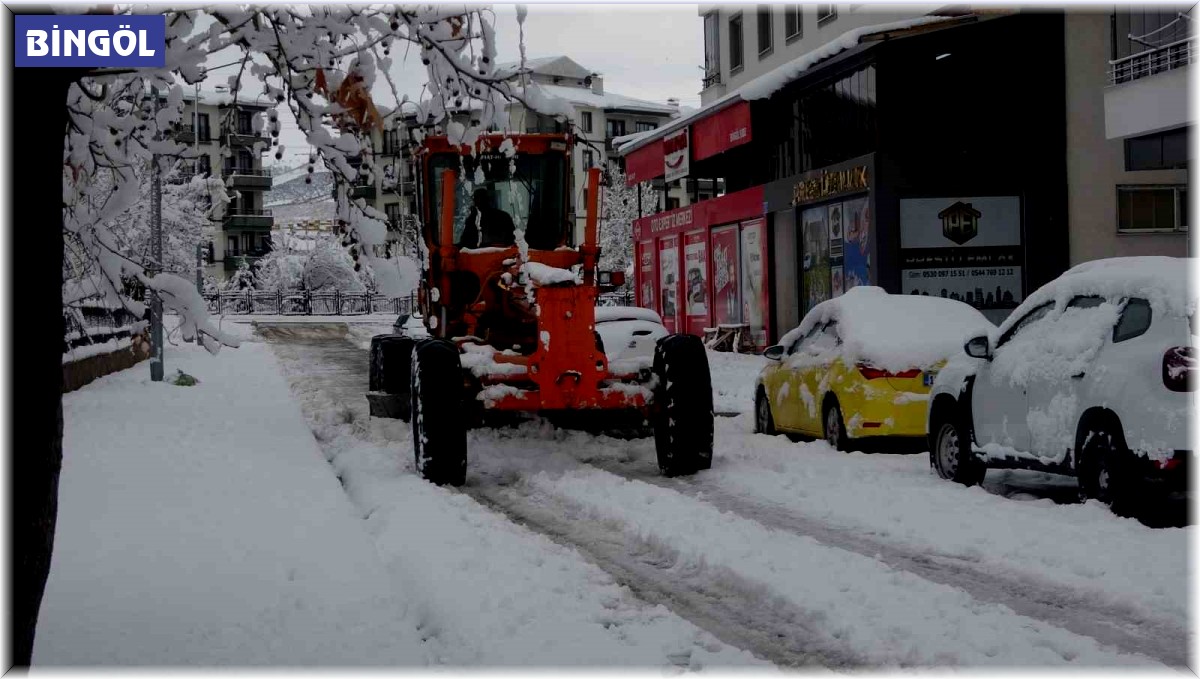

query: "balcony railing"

left=223, top=167, right=273, bottom=190
left=222, top=167, right=271, bottom=177
left=221, top=127, right=265, bottom=146
left=223, top=209, right=274, bottom=230
left=1109, top=36, right=1194, bottom=85
left=702, top=70, right=722, bottom=89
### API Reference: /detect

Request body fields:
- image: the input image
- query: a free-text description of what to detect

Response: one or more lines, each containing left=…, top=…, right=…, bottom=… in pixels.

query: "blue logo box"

left=16, top=15, right=166, bottom=67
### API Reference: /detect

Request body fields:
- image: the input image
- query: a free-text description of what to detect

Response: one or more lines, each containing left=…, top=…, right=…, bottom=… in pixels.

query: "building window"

left=1125, top=128, right=1189, bottom=171
left=581, top=111, right=593, bottom=133
left=817, top=4, right=837, bottom=26
left=385, top=202, right=401, bottom=224
left=1117, top=185, right=1188, bottom=233
left=703, top=12, right=721, bottom=88
left=226, top=235, right=238, bottom=258
left=667, top=197, right=681, bottom=210
left=785, top=5, right=803, bottom=42
left=606, top=118, right=626, bottom=139
left=757, top=6, right=773, bottom=58
left=636, top=121, right=656, bottom=133
left=583, top=150, right=595, bottom=169
left=729, top=13, right=744, bottom=74
left=196, top=113, right=210, bottom=142
left=237, top=109, right=254, bottom=135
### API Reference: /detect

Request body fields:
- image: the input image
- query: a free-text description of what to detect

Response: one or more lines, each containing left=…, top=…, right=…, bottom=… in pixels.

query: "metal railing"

left=702, top=70, right=722, bottom=89
left=1109, top=36, right=1194, bottom=84
left=203, top=290, right=417, bottom=317
left=222, top=167, right=272, bottom=177
left=63, top=302, right=143, bottom=354
left=226, top=208, right=274, bottom=216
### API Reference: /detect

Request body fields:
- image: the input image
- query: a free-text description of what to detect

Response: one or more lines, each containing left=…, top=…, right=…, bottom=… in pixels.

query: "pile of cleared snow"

left=595, top=306, right=663, bottom=324
left=778, top=286, right=993, bottom=371
left=523, top=261, right=577, bottom=286
left=707, top=350, right=768, bottom=414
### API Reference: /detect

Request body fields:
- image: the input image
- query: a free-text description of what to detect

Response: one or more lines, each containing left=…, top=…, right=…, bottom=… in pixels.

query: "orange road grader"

left=367, top=132, right=713, bottom=486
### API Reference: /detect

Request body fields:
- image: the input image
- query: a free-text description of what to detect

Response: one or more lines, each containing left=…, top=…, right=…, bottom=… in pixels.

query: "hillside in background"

left=266, top=165, right=335, bottom=224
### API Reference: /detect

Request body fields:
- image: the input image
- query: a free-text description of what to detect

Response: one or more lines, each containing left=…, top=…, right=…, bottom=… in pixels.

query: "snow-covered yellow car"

left=755, top=287, right=993, bottom=450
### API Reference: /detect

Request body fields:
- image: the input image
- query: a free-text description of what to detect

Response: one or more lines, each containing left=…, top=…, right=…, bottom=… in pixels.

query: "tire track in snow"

left=258, top=325, right=774, bottom=669
left=580, top=455, right=1190, bottom=669
left=463, top=478, right=866, bottom=669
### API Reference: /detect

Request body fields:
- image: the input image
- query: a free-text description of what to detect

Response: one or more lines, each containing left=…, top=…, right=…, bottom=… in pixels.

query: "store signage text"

left=647, top=207, right=694, bottom=234
left=791, top=166, right=869, bottom=205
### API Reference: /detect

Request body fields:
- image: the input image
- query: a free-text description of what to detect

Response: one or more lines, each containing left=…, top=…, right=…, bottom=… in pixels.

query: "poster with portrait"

left=828, top=202, right=845, bottom=297
left=801, top=206, right=830, bottom=315
left=843, top=197, right=871, bottom=291
left=658, top=236, right=679, bottom=333
left=710, top=224, right=741, bottom=326
left=740, top=219, right=769, bottom=348
left=638, top=240, right=655, bottom=312
left=683, top=230, right=708, bottom=334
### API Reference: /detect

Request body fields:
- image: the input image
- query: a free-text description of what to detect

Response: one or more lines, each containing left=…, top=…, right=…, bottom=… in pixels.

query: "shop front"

left=632, top=185, right=768, bottom=346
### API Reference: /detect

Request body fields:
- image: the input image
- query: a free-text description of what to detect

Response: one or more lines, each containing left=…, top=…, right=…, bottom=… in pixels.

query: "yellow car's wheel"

left=755, top=388, right=776, bottom=435
left=823, top=399, right=848, bottom=452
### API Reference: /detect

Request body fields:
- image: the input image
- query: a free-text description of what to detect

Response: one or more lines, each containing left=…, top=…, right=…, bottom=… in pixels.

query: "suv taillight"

left=1162, top=346, right=1196, bottom=392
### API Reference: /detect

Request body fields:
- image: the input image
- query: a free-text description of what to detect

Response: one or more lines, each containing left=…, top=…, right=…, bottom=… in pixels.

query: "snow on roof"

left=595, top=306, right=663, bottom=325
left=534, top=84, right=676, bottom=115
left=778, top=286, right=994, bottom=371
left=494, top=55, right=592, bottom=80
left=999, top=256, right=1195, bottom=337
left=617, top=14, right=959, bottom=156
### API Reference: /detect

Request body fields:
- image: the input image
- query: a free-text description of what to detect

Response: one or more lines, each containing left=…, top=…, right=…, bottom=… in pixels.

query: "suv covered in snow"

left=927, top=257, right=1193, bottom=515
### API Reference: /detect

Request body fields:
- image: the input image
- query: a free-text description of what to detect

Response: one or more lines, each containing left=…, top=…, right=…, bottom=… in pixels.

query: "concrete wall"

left=698, top=4, right=935, bottom=106
left=1063, top=12, right=1190, bottom=265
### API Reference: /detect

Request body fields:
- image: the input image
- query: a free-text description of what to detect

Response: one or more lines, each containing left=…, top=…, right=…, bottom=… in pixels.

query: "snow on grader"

left=367, top=133, right=713, bottom=486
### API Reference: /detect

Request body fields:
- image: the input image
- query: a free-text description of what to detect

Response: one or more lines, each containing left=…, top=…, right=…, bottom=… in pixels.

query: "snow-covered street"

left=36, top=321, right=1191, bottom=668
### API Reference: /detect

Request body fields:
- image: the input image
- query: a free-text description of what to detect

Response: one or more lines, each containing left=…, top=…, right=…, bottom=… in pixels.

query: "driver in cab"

left=458, top=187, right=516, bottom=248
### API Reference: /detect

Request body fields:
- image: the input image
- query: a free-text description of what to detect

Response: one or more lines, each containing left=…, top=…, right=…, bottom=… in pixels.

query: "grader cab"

left=367, top=132, right=713, bottom=486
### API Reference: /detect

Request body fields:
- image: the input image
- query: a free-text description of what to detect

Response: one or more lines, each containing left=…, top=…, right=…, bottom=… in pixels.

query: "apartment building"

left=174, top=91, right=275, bottom=280
left=1064, top=7, right=1192, bottom=264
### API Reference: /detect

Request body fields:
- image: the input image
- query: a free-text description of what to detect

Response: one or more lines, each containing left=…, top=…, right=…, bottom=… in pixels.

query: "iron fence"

left=203, top=290, right=417, bottom=317
left=63, top=301, right=143, bottom=354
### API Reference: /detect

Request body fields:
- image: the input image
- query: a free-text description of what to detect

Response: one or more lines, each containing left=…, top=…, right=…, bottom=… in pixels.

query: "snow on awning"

left=615, top=13, right=964, bottom=185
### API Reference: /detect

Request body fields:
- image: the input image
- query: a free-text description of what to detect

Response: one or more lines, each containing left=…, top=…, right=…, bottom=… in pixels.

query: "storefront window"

left=772, top=63, right=877, bottom=182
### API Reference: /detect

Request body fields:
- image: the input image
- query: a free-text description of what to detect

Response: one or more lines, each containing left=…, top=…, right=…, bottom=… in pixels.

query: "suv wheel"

left=931, top=415, right=986, bottom=486
left=1078, top=422, right=1141, bottom=517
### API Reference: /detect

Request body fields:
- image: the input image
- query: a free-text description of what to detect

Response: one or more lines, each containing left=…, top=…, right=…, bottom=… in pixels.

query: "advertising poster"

left=801, top=206, right=830, bottom=315
left=899, top=196, right=1023, bottom=324
left=710, top=224, right=741, bottom=326
left=828, top=202, right=845, bottom=298
left=658, top=236, right=679, bottom=333
left=683, top=230, right=709, bottom=334
left=843, top=196, right=871, bottom=291
left=901, top=266, right=1023, bottom=325
left=740, top=219, right=769, bottom=348
left=638, top=241, right=655, bottom=311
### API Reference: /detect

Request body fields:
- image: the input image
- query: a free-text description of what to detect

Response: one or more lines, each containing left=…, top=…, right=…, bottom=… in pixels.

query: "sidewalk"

left=34, top=329, right=433, bottom=665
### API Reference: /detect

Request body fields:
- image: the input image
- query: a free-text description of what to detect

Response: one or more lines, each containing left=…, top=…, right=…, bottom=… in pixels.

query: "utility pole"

left=150, top=85, right=165, bottom=381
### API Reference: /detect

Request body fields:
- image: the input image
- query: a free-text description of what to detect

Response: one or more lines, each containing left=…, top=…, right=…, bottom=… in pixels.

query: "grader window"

left=428, top=152, right=568, bottom=250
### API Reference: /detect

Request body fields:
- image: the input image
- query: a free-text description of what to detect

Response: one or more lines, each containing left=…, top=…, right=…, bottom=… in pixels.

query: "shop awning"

left=625, top=140, right=664, bottom=185
left=692, top=100, right=752, bottom=162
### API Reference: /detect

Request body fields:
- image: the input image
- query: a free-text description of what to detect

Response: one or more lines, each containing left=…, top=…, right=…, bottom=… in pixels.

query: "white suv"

left=927, top=257, right=1193, bottom=515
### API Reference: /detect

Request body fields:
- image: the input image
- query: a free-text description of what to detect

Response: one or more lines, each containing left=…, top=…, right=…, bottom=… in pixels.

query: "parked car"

left=927, top=256, right=1193, bottom=514
left=594, top=306, right=668, bottom=364
left=756, top=287, right=992, bottom=450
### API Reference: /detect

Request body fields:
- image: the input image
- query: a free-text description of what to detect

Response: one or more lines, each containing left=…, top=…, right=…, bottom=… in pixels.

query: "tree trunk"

left=11, top=55, right=76, bottom=667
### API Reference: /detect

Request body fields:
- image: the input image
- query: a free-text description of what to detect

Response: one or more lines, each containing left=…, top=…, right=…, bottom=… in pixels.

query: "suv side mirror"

left=964, top=335, right=992, bottom=360
left=763, top=345, right=785, bottom=361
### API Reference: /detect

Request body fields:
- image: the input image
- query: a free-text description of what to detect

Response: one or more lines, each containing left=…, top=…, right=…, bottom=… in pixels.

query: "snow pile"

left=523, top=261, right=578, bottom=286
left=990, top=301, right=1120, bottom=387
left=460, top=343, right=528, bottom=378
left=778, top=287, right=993, bottom=371
left=38, top=338, right=433, bottom=665
left=706, top=350, right=768, bottom=414
left=519, top=81, right=578, bottom=120
left=595, top=306, right=663, bottom=324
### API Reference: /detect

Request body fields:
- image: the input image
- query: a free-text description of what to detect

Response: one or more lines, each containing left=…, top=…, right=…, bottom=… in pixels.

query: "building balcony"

left=702, top=70, right=722, bottom=89
left=173, top=128, right=213, bottom=145
left=223, top=210, right=274, bottom=230
left=221, top=128, right=267, bottom=147
left=223, top=168, right=273, bottom=191
left=1104, top=38, right=1193, bottom=140
left=349, top=183, right=376, bottom=200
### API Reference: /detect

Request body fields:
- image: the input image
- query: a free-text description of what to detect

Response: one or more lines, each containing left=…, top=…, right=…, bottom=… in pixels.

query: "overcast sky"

left=201, top=5, right=704, bottom=167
